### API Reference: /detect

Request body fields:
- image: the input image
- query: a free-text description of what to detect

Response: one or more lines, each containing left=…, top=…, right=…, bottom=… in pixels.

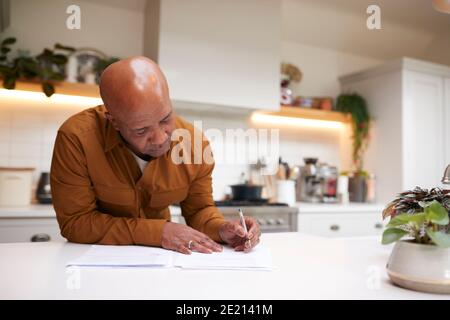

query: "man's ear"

left=105, top=112, right=120, bottom=131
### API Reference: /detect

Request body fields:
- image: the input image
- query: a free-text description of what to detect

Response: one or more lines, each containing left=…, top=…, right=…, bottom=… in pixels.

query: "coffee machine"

left=296, top=158, right=338, bottom=203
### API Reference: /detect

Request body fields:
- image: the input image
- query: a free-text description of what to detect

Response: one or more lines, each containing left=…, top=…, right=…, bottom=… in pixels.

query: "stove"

left=214, top=200, right=298, bottom=233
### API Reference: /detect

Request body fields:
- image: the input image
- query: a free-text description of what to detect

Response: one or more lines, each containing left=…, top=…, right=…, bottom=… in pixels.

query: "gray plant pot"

left=348, top=175, right=367, bottom=202
left=387, top=240, right=450, bottom=294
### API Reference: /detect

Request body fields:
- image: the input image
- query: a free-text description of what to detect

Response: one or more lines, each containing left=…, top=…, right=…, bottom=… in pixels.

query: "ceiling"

left=81, top=0, right=146, bottom=11
left=84, top=0, right=450, bottom=64
left=282, top=0, right=450, bottom=63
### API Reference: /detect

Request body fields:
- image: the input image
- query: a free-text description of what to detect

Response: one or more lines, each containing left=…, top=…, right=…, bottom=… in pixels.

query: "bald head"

left=100, top=56, right=171, bottom=120
left=99, top=57, right=176, bottom=158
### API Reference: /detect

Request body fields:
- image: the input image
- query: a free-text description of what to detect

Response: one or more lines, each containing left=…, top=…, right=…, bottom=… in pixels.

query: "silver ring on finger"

left=188, top=240, right=195, bottom=250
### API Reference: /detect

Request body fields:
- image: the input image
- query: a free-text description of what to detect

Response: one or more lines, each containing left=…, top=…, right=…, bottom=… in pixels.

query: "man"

left=50, top=56, right=261, bottom=254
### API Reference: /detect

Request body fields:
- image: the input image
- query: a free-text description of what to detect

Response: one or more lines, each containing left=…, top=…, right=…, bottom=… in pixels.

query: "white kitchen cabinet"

left=144, top=0, right=281, bottom=110
left=445, top=78, right=450, bottom=166
left=296, top=203, right=386, bottom=238
left=0, top=217, right=64, bottom=243
left=0, top=205, right=65, bottom=243
left=403, top=71, right=445, bottom=190
left=340, top=58, right=450, bottom=203
left=298, top=213, right=386, bottom=238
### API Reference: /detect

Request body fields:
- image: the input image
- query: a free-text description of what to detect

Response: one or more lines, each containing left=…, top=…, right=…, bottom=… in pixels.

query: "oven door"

left=217, top=206, right=298, bottom=233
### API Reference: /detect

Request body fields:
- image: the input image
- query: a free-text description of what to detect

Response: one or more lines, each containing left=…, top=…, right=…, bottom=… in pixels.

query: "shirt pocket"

left=94, top=183, right=136, bottom=217
left=149, top=187, right=188, bottom=210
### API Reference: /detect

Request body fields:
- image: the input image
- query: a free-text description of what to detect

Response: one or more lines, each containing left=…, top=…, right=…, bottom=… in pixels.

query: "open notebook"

left=66, top=245, right=272, bottom=271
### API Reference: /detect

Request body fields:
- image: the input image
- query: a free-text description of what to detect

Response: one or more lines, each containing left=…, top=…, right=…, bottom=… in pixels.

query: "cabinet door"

left=298, top=213, right=385, bottom=238
left=445, top=78, right=450, bottom=169
left=156, top=0, right=281, bottom=110
left=403, top=71, right=445, bottom=190
left=0, top=218, right=65, bottom=243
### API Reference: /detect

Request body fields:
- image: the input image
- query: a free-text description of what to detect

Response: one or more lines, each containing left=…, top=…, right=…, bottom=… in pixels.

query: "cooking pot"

left=229, top=184, right=263, bottom=201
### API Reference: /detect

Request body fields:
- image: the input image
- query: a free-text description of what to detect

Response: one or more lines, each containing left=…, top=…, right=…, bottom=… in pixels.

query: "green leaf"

left=387, top=212, right=427, bottom=228
left=3, top=76, right=16, bottom=89
left=42, top=82, right=55, bottom=97
left=425, top=200, right=449, bottom=225
left=1, top=37, right=16, bottom=46
left=382, top=228, right=408, bottom=245
left=426, top=229, right=450, bottom=248
left=418, top=201, right=429, bottom=208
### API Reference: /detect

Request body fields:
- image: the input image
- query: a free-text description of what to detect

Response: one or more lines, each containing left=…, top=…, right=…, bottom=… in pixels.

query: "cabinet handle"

left=30, top=233, right=51, bottom=242
left=374, top=222, right=384, bottom=229
left=330, top=224, right=340, bottom=231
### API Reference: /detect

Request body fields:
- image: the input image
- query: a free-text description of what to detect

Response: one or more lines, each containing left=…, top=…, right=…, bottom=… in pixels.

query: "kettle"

left=36, top=172, right=52, bottom=204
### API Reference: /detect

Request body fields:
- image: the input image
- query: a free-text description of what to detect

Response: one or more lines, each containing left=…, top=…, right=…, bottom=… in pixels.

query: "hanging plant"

left=0, top=37, right=75, bottom=97
left=336, top=93, right=371, bottom=173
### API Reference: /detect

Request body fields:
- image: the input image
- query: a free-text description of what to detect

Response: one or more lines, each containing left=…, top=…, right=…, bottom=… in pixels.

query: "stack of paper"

left=66, top=245, right=272, bottom=271
left=66, top=245, right=173, bottom=267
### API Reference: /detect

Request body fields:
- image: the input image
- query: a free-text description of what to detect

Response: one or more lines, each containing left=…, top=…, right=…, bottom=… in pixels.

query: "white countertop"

left=0, top=204, right=56, bottom=218
left=0, top=204, right=182, bottom=218
left=0, top=202, right=384, bottom=219
left=0, top=232, right=447, bottom=299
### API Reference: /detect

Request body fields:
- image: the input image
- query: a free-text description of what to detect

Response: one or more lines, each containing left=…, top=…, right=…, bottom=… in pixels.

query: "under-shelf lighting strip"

left=0, top=89, right=103, bottom=106
left=251, top=112, right=345, bottom=129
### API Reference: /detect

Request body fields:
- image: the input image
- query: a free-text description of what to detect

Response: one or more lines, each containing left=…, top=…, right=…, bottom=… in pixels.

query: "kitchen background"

left=0, top=0, right=449, bottom=241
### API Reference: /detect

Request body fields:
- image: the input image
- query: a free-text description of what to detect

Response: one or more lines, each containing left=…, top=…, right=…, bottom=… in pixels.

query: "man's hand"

left=219, top=216, right=261, bottom=252
left=161, top=222, right=223, bottom=255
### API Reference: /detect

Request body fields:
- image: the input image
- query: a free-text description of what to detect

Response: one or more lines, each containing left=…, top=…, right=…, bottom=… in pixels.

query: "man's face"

left=109, top=102, right=176, bottom=158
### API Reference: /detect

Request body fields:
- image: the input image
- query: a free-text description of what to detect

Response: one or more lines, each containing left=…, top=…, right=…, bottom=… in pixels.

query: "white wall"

left=282, top=41, right=383, bottom=98
left=1, top=0, right=145, bottom=58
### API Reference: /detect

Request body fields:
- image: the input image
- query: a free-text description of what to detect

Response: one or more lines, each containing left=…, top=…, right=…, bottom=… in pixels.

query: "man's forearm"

left=57, top=209, right=167, bottom=246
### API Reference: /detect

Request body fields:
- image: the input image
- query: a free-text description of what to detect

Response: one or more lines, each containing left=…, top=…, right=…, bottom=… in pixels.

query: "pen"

left=238, top=209, right=248, bottom=242
left=238, top=208, right=251, bottom=250
left=238, top=208, right=248, bottom=235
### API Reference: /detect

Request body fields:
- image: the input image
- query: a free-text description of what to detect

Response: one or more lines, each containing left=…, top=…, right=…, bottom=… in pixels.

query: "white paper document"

left=174, top=245, right=272, bottom=271
left=66, top=245, right=272, bottom=271
left=66, top=245, right=173, bottom=267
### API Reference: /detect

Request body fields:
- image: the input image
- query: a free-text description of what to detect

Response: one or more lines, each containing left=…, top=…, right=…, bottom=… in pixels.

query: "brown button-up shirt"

left=50, top=105, right=226, bottom=247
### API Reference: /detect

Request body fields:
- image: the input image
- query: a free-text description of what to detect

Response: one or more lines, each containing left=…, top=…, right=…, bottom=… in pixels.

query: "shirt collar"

left=104, top=119, right=123, bottom=152
left=103, top=119, right=180, bottom=159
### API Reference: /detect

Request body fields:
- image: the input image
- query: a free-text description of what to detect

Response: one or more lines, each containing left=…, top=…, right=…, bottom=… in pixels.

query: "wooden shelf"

left=3, top=79, right=100, bottom=98
left=257, top=105, right=351, bottom=123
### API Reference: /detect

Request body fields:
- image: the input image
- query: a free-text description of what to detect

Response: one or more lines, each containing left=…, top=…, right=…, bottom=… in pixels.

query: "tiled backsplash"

left=0, top=100, right=84, bottom=182
left=0, top=100, right=350, bottom=200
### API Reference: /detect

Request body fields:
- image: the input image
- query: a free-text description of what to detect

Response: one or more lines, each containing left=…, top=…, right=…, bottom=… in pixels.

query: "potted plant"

left=382, top=187, right=450, bottom=294
left=336, top=93, right=371, bottom=202
left=0, top=37, right=74, bottom=97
